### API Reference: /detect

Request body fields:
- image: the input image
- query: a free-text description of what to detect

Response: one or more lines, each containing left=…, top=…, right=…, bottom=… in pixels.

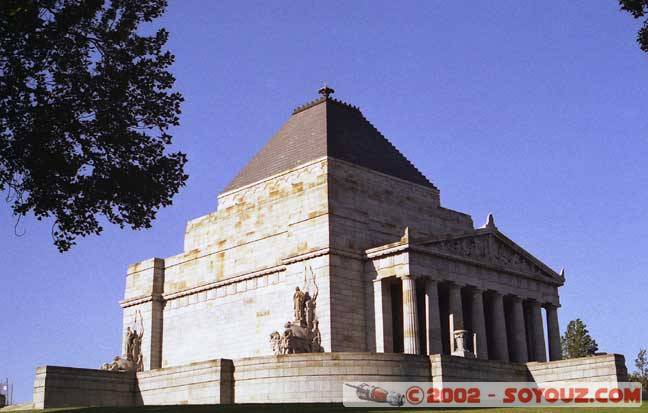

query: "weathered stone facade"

left=119, top=90, right=564, bottom=369
left=32, top=88, right=627, bottom=407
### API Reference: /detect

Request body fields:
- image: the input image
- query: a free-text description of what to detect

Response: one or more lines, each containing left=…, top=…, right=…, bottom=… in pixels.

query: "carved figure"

left=305, top=297, right=315, bottom=329
left=304, top=270, right=319, bottom=329
left=311, top=320, right=323, bottom=353
left=282, top=326, right=311, bottom=353
left=475, top=238, right=487, bottom=258
left=270, top=331, right=282, bottom=355
left=432, top=235, right=547, bottom=276
left=103, top=310, right=144, bottom=372
left=124, top=327, right=135, bottom=360
left=293, top=287, right=306, bottom=325
left=270, top=266, right=325, bottom=355
left=131, top=329, right=143, bottom=367
left=100, top=356, right=136, bottom=372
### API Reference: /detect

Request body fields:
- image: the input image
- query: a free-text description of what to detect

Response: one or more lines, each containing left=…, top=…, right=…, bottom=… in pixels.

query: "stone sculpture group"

left=270, top=267, right=324, bottom=355
left=101, top=310, right=144, bottom=372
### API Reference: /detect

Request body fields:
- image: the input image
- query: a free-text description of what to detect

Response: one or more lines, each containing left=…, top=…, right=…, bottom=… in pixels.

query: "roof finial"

left=318, top=83, right=334, bottom=99
left=483, top=213, right=496, bottom=230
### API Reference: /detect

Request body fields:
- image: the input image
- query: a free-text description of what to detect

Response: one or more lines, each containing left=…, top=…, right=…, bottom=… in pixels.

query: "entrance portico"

left=372, top=276, right=561, bottom=361
left=368, top=220, right=564, bottom=362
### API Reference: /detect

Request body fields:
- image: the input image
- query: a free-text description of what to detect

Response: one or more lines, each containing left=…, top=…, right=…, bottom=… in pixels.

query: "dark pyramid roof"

left=224, top=92, right=436, bottom=192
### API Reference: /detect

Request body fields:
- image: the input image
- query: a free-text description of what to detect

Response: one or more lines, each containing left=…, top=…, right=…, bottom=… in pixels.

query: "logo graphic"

left=343, top=382, right=643, bottom=408
left=344, top=383, right=404, bottom=407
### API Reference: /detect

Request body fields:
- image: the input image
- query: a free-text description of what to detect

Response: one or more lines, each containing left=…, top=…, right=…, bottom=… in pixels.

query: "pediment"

left=421, top=230, right=562, bottom=283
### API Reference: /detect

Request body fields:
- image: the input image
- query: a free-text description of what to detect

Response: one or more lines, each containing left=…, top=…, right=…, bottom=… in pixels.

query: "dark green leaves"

left=561, top=318, right=599, bottom=359
left=619, top=0, right=648, bottom=52
left=0, top=0, right=187, bottom=251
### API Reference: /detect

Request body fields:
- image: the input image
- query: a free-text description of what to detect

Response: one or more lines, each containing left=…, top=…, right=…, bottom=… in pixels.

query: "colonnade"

left=373, top=276, right=561, bottom=362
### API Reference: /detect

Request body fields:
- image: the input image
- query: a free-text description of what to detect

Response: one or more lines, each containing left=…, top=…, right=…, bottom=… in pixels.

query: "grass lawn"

left=1, top=403, right=647, bottom=413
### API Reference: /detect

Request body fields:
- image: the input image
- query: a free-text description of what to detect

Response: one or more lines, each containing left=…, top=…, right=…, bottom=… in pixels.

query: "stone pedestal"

left=451, top=330, right=476, bottom=358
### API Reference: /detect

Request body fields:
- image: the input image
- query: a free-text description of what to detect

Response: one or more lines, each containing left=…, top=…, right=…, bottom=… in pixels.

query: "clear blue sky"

left=1, top=0, right=647, bottom=403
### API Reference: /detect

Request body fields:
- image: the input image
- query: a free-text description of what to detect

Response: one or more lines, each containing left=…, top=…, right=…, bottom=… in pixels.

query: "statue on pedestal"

left=101, top=310, right=144, bottom=372
left=270, top=265, right=324, bottom=355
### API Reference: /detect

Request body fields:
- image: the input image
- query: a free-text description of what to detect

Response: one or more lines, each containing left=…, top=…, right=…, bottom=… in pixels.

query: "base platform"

left=32, top=352, right=628, bottom=408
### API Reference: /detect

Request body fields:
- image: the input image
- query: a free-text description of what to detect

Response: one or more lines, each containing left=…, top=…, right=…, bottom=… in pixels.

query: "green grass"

left=2, top=402, right=647, bottom=413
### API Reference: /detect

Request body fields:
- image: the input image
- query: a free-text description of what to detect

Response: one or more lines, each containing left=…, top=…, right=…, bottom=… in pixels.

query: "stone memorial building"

left=32, top=87, right=627, bottom=408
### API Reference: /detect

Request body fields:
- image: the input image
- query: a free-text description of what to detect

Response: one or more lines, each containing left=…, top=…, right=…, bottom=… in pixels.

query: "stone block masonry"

left=33, top=352, right=628, bottom=408
left=136, top=359, right=233, bottom=405
left=430, top=354, right=530, bottom=382
left=527, top=354, right=628, bottom=383
left=233, top=352, right=430, bottom=403
left=33, top=366, right=136, bottom=409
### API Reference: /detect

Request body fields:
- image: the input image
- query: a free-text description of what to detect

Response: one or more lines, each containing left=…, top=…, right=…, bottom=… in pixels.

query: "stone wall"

left=160, top=256, right=332, bottom=367
left=328, top=254, right=368, bottom=352
left=233, top=352, right=430, bottom=403
left=136, top=359, right=233, bottom=405
left=121, top=159, right=334, bottom=370
left=184, top=158, right=330, bottom=258
left=33, top=353, right=629, bottom=408
left=527, top=354, right=628, bottom=383
left=430, top=354, right=530, bottom=382
left=325, top=159, right=472, bottom=353
left=33, top=366, right=136, bottom=409
left=327, top=158, right=472, bottom=252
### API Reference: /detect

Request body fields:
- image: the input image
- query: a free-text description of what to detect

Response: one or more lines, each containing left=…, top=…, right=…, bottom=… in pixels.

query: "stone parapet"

left=527, top=353, right=628, bottom=383
left=430, top=354, right=530, bottom=382
left=32, top=352, right=629, bottom=408
left=233, top=352, right=430, bottom=403
left=33, top=366, right=136, bottom=409
left=136, top=359, right=233, bottom=405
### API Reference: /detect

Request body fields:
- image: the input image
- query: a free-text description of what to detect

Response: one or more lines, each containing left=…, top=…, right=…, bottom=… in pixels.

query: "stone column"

left=447, top=283, right=464, bottom=353
left=529, top=300, right=547, bottom=362
left=545, top=304, right=562, bottom=361
left=401, top=276, right=420, bottom=354
left=488, top=291, right=509, bottom=361
left=425, top=279, right=443, bottom=355
left=470, top=288, right=488, bottom=359
left=373, top=278, right=393, bottom=353
left=509, top=296, right=528, bottom=362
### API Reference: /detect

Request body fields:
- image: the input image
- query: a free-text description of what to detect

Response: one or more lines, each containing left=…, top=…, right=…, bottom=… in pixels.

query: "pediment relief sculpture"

left=424, top=232, right=560, bottom=281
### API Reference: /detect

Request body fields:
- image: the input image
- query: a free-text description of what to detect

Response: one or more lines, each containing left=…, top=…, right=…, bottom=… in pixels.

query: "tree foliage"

left=628, top=349, right=648, bottom=392
left=619, top=0, right=648, bottom=52
left=561, top=318, right=599, bottom=359
left=0, top=0, right=187, bottom=251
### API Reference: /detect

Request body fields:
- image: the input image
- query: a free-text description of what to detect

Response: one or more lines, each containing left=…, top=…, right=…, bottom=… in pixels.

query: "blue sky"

left=1, top=0, right=647, bottom=403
